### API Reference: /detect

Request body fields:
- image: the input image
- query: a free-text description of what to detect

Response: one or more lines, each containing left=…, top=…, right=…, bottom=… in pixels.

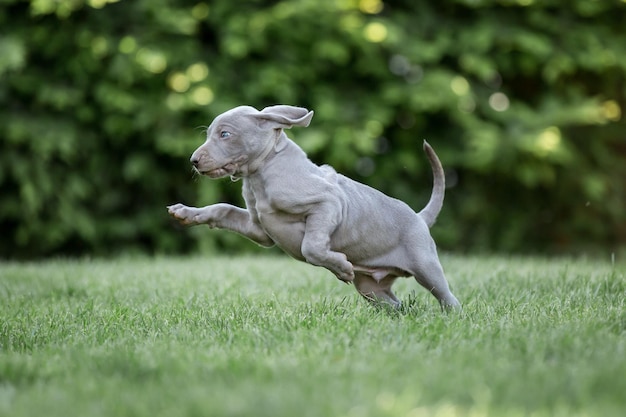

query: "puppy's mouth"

left=202, top=163, right=238, bottom=178
left=198, top=156, right=248, bottom=178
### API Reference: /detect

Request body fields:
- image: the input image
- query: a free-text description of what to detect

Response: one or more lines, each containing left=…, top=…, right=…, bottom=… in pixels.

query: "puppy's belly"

left=353, top=265, right=407, bottom=281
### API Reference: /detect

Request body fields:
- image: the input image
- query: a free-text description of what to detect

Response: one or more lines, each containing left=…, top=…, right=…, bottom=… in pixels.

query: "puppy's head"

left=190, top=105, right=313, bottom=178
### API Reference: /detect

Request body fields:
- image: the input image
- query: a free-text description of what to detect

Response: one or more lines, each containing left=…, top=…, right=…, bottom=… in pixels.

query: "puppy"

left=168, top=105, right=460, bottom=309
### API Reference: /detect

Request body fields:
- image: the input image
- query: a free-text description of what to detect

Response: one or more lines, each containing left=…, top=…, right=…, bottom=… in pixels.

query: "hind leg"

left=411, top=257, right=461, bottom=311
left=353, top=273, right=400, bottom=308
left=403, top=228, right=461, bottom=311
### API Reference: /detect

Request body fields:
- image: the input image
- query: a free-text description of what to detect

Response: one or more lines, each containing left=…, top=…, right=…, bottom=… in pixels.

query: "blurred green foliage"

left=1, top=0, right=625, bottom=258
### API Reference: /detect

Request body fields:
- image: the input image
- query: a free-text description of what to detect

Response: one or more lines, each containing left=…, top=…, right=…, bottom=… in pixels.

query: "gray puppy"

left=168, top=105, right=461, bottom=310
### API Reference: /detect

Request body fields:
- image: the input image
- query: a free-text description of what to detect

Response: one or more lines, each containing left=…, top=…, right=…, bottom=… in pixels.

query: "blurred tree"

left=0, top=0, right=624, bottom=258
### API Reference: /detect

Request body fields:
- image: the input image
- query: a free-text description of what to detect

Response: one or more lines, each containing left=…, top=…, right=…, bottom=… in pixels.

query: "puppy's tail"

left=417, top=141, right=445, bottom=228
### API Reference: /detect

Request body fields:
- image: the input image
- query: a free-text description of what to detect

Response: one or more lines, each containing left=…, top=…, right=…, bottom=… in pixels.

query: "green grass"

left=1, top=254, right=624, bottom=417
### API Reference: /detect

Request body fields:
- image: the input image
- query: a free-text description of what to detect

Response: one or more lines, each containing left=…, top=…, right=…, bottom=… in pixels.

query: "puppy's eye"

left=220, top=131, right=231, bottom=139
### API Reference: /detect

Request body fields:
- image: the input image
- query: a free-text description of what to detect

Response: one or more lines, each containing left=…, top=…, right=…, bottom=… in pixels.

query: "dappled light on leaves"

left=359, top=0, right=384, bottom=14
left=601, top=100, right=621, bottom=122
left=363, top=22, right=388, bottom=43
left=168, top=72, right=190, bottom=93
left=488, top=92, right=510, bottom=112
left=450, top=76, right=470, bottom=96
left=534, top=127, right=562, bottom=157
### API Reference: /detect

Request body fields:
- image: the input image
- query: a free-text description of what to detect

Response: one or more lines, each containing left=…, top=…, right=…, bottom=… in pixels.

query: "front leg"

left=167, top=203, right=275, bottom=247
left=301, top=202, right=354, bottom=284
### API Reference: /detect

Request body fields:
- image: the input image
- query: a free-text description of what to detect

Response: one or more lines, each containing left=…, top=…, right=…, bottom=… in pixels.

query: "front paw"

left=167, top=203, right=207, bottom=225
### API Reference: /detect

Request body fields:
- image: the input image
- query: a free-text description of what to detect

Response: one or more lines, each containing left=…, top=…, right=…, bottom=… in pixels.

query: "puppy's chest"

left=246, top=182, right=305, bottom=217
left=254, top=194, right=303, bottom=224
left=246, top=184, right=306, bottom=253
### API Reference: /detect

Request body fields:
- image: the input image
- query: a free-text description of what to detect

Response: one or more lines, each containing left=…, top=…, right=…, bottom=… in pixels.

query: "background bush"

left=1, top=0, right=624, bottom=259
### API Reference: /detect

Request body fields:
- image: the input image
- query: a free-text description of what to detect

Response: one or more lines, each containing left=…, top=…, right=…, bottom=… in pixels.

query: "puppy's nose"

left=190, top=156, right=200, bottom=167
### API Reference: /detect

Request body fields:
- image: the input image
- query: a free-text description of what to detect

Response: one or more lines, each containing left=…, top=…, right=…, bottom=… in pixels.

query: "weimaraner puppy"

left=168, top=105, right=461, bottom=310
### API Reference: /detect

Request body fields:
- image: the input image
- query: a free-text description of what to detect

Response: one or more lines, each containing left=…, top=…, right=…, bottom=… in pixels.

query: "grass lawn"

left=1, top=254, right=624, bottom=417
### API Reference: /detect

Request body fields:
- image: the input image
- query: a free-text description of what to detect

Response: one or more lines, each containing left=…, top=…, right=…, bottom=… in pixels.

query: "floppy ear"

left=255, top=105, right=314, bottom=129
